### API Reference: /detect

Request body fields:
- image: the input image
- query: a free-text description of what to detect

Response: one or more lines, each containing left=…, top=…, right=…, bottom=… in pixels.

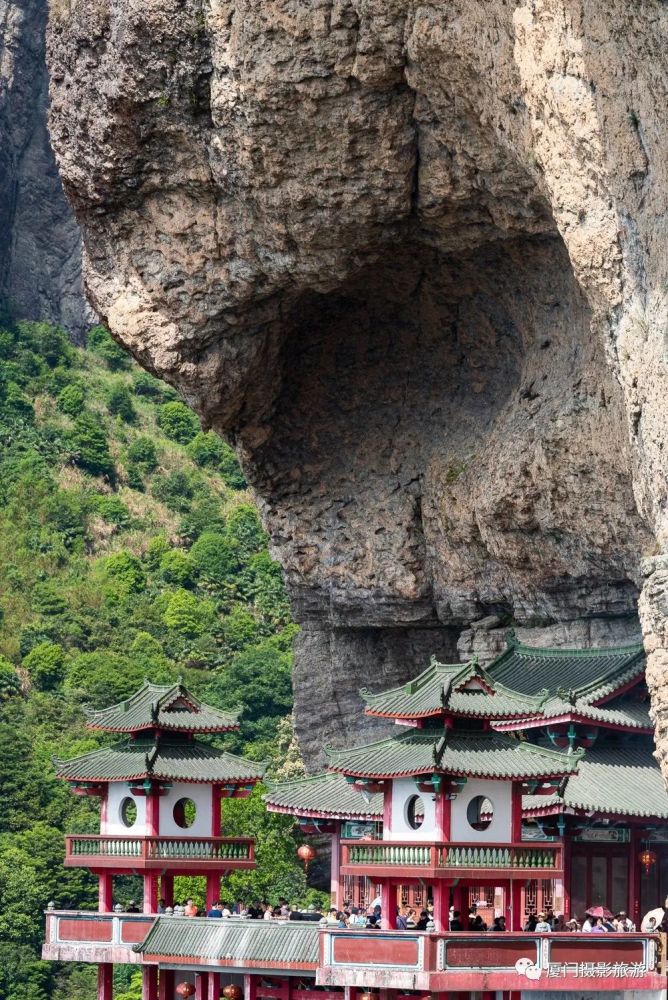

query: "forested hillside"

left=0, top=314, right=314, bottom=1000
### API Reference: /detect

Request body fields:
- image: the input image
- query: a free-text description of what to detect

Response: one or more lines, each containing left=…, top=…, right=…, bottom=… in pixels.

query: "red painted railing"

left=340, top=840, right=562, bottom=874
left=65, top=835, right=255, bottom=867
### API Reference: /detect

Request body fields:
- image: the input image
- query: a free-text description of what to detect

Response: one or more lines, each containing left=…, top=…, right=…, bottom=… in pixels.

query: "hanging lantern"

left=222, top=985, right=243, bottom=1000
left=639, top=847, right=657, bottom=875
left=176, top=985, right=196, bottom=998
left=297, top=843, right=316, bottom=872
left=358, top=993, right=376, bottom=1000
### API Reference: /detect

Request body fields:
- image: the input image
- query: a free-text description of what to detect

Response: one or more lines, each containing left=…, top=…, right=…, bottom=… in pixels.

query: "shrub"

left=133, top=370, right=177, bottom=401
left=107, top=382, right=136, bottom=423
left=159, top=550, right=195, bottom=587
left=31, top=583, right=68, bottom=617
left=103, top=552, right=146, bottom=593
left=163, top=589, right=215, bottom=637
left=125, top=465, right=144, bottom=491
left=144, top=534, right=170, bottom=571
left=65, top=650, right=143, bottom=706
left=0, top=658, right=21, bottom=701
left=126, top=436, right=158, bottom=472
left=156, top=401, right=199, bottom=444
left=186, top=431, right=225, bottom=468
left=90, top=494, right=131, bottom=527
left=224, top=503, right=267, bottom=556
left=57, top=384, right=85, bottom=417
left=224, top=606, right=258, bottom=651
left=151, top=471, right=194, bottom=512
left=190, top=532, right=242, bottom=585
left=179, top=496, right=226, bottom=541
left=219, top=441, right=247, bottom=489
left=87, top=325, right=130, bottom=371
left=69, top=414, right=115, bottom=479
left=23, top=642, right=66, bottom=691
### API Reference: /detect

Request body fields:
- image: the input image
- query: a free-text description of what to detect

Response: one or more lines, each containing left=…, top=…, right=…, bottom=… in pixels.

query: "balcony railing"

left=318, top=929, right=667, bottom=993
left=42, top=910, right=154, bottom=964
left=65, top=835, right=255, bottom=870
left=341, top=840, right=561, bottom=875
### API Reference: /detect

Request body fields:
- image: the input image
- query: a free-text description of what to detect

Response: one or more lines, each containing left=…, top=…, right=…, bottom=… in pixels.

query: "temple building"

left=43, top=641, right=668, bottom=1000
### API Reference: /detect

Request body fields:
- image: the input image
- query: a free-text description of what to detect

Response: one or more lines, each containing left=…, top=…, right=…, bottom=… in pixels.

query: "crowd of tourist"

left=113, top=897, right=667, bottom=933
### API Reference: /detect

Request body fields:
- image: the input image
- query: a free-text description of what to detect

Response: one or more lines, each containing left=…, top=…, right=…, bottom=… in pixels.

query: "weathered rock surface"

left=0, top=0, right=91, bottom=338
left=47, top=1, right=668, bottom=770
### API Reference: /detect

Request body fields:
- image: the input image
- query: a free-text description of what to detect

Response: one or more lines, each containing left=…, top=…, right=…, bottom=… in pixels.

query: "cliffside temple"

left=43, top=639, right=668, bottom=1000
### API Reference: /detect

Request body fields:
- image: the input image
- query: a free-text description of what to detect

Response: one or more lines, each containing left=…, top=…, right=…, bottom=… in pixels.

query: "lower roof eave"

left=147, top=955, right=317, bottom=974
left=523, top=803, right=668, bottom=823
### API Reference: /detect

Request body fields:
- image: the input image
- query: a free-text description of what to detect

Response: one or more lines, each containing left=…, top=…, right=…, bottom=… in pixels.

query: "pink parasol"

left=585, top=906, right=614, bottom=919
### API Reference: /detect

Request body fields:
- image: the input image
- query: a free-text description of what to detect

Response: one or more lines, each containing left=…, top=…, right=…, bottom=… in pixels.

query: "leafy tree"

left=64, top=651, right=145, bottom=706
left=186, top=430, right=225, bottom=468
left=107, top=381, right=137, bottom=422
left=157, top=401, right=200, bottom=443
left=152, top=470, right=194, bottom=511
left=102, top=551, right=146, bottom=593
left=190, top=531, right=241, bottom=586
left=219, top=440, right=247, bottom=489
left=159, top=549, right=195, bottom=587
left=69, top=413, right=115, bottom=479
left=57, top=383, right=85, bottom=417
left=0, top=657, right=21, bottom=701
left=224, top=606, right=258, bottom=652
left=23, top=642, right=66, bottom=691
left=127, top=435, right=158, bottom=472
left=225, top=503, right=267, bottom=556
left=87, top=325, right=130, bottom=371
left=91, top=494, right=131, bottom=527
left=133, top=370, right=176, bottom=401
left=144, top=534, right=171, bottom=570
left=31, top=582, right=68, bottom=617
left=163, top=589, right=216, bottom=638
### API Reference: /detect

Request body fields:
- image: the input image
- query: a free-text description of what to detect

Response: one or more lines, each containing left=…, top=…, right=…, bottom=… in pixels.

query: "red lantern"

left=639, top=848, right=657, bottom=875
left=222, top=986, right=243, bottom=1000
left=176, top=985, right=196, bottom=998
left=297, top=843, right=316, bottom=872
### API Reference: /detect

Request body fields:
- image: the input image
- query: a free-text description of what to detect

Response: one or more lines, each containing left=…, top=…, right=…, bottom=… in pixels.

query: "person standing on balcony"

left=184, top=899, right=198, bottom=917
left=534, top=913, right=552, bottom=932
left=207, top=901, right=223, bottom=918
left=449, top=910, right=464, bottom=930
left=125, top=900, right=139, bottom=913
left=491, top=916, right=506, bottom=932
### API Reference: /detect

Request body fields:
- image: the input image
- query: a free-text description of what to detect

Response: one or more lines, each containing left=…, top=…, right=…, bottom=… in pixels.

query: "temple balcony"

left=317, top=928, right=667, bottom=993
left=340, top=839, right=563, bottom=879
left=42, top=910, right=155, bottom=965
left=65, top=834, right=255, bottom=873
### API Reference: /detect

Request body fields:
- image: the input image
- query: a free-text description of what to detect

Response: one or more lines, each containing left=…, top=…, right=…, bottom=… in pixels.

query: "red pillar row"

left=98, top=872, right=113, bottom=913
left=206, top=874, right=221, bottom=912
left=98, top=963, right=113, bottom=1000
left=159, top=969, right=175, bottom=1000
left=195, top=972, right=209, bottom=1000
left=380, top=880, right=396, bottom=929
left=144, top=874, right=159, bottom=915
left=161, top=874, right=174, bottom=908
left=207, top=972, right=220, bottom=1000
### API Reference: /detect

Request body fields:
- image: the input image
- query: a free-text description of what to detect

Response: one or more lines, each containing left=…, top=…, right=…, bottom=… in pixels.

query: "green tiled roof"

left=264, top=771, right=383, bottom=819
left=135, top=917, right=319, bottom=968
left=55, top=738, right=264, bottom=784
left=538, top=695, right=651, bottom=730
left=488, top=641, right=645, bottom=700
left=361, top=658, right=542, bottom=720
left=523, top=743, right=668, bottom=819
left=325, top=729, right=581, bottom=780
left=85, top=682, right=239, bottom=733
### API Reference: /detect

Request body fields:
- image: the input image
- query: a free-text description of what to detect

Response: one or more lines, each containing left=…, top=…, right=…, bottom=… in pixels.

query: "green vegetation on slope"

left=0, top=317, right=316, bottom=1000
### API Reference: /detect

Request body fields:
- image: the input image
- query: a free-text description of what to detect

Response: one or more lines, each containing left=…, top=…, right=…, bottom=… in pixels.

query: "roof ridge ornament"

left=505, top=627, right=518, bottom=648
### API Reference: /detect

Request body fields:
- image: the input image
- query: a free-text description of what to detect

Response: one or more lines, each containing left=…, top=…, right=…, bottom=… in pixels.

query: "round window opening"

left=120, top=797, right=138, bottom=828
left=467, top=795, right=494, bottom=832
left=405, top=794, right=425, bottom=831
left=173, top=797, right=197, bottom=829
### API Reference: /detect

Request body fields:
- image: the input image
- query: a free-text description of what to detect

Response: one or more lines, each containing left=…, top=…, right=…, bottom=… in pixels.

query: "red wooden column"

left=431, top=880, right=448, bottom=932
left=143, top=874, right=159, bottom=914
left=159, top=969, right=175, bottom=1000
left=146, top=783, right=161, bottom=837
left=628, top=828, right=640, bottom=928
left=99, top=871, right=113, bottom=912
left=331, top=825, right=342, bottom=909
left=510, top=879, right=524, bottom=931
left=161, top=874, right=174, bottom=907
left=207, top=972, right=221, bottom=1000
left=435, top=788, right=451, bottom=842
left=511, top=783, right=523, bottom=842
left=380, top=880, right=396, bottom=929
left=206, top=874, right=221, bottom=912
left=195, top=973, right=210, bottom=1000
left=142, top=966, right=159, bottom=1000
left=98, top=963, right=113, bottom=1000
left=212, top=786, right=223, bottom=837
left=244, top=974, right=258, bottom=1000
left=562, top=835, right=571, bottom=919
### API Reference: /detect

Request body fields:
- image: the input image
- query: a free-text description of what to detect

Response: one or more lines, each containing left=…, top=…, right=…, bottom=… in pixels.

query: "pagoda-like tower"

left=54, top=681, right=264, bottom=1000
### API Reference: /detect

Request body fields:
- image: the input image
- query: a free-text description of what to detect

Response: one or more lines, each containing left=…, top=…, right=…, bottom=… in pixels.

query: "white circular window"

left=173, top=797, right=197, bottom=829
left=467, top=795, right=494, bottom=832
left=405, top=794, right=425, bottom=831
left=120, top=796, right=138, bottom=828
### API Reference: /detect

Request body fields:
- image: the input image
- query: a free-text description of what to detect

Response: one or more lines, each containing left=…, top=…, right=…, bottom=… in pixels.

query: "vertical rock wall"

left=0, top=0, right=90, bottom=338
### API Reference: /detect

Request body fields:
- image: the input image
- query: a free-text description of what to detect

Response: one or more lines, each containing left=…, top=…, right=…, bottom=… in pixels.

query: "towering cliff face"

left=47, top=1, right=668, bottom=770
left=0, top=0, right=90, bottom=338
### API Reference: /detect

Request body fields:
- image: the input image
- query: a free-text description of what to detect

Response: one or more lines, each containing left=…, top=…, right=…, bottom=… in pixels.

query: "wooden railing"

left=65, top=835, right=255, bottom=866
left=341, top=840, right=561, bottom=873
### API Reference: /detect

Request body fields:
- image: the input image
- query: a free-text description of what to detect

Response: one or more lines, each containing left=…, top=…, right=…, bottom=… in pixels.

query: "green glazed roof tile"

left=488, top=641, right=645, bottom=700
left=523, top=743, right=668, bottom=819
left=264, top=771, right=383, bottom=819
left=85, top=682, right=239, bottom=734
left=134, top=916, right=319, bottom=966
left=55, top=738, right=264, bottom=784
left=325, top=729, right=580, bottom=780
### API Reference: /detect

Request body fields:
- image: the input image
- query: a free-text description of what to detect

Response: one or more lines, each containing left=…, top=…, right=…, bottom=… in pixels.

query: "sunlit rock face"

left=47, top=1, right=668, bottom=770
